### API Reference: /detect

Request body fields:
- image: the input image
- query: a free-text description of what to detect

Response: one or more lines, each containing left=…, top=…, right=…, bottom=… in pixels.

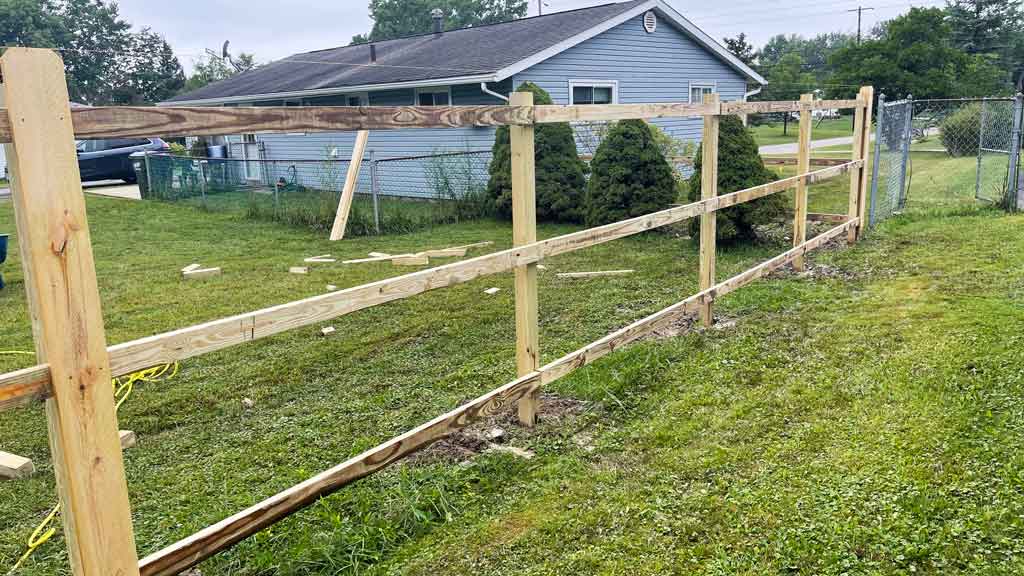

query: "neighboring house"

left=161, top=0, right=765, bottom=198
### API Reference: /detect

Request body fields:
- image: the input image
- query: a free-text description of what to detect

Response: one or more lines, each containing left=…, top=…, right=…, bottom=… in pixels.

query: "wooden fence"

left=0, top=48, right=874, bottom=576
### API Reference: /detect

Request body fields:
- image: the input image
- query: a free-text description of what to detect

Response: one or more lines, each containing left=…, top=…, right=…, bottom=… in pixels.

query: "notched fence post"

left=699, top=94, right=720, bottom=327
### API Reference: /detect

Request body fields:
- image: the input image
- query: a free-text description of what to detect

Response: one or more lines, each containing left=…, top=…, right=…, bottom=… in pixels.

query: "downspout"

left=742, top=85, right=763, bottom=125
left=481, top=81, right=509, bottom=102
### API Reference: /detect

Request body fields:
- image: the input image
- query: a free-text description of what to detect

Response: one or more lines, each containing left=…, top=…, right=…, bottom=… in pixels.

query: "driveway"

left=758, top=136, right=856, bottom=155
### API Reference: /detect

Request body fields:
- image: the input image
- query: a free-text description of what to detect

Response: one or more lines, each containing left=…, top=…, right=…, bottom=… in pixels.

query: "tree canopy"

left=723, top=33, right=757, bottom=67
left=183, top=51, right=258, bottom=93
left=827, top=7, right=1006, bottom=99
left=0, top=0, right=185, bottom=104
left=351, top=0, right=527, bottom=44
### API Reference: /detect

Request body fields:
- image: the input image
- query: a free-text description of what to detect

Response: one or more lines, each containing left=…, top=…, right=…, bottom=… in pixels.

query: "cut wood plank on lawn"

left=181, top=263, right=202, bottom=273
left=0, top=450, right=35, bottom=479
left=556, top=270, right=634, bottom=278
left=484, top=287, right=501, bottom=295
left=329, top=130, right=369, bottom=241
left=182, top=267, right=221, bottom=280
left=119, top=430, right=137, bottom=450
left=321, top=326, right=336, bottom=336
left=392, top=254, right=429, bottom=266
left=289, top=267, right=309, bottom=274
left=367, top=252, right=391, bottom=258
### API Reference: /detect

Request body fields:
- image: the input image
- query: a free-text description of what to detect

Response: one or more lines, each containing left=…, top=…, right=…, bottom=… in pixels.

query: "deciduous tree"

left=352, top=0, right=527, bottom=43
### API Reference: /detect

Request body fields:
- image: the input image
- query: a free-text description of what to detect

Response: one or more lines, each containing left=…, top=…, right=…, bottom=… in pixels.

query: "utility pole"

left=538, top=0, right=543, bottom=15
left=847, top=6, right=875, bottom=44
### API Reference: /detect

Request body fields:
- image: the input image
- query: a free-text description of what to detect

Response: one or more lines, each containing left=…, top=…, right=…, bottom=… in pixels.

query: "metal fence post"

left=897, top=95, right=913, bottom=210
left=869, top=94, right=886, bottom=226
left=144, top=150, right=153, bottom=198
left=1009, top=92, right=1023, bottom=211
left=370, top=150, right=381, bottom=234
left=976, top=99, right=987, bottom=200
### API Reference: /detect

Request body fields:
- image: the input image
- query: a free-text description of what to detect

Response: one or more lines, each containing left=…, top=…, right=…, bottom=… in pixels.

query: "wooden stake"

left=1, top=48, right=140, bottom=576
left=329, top=130, right=370, bottom=241
left=848, top=87, right=869, bottom=243
left=510, top=92, right=540, bottom=426
left=856, top=86, right=875, bottom=239
left=699, top=94, right=720, bottom=327
left=793, top=93, right=814, bottom=271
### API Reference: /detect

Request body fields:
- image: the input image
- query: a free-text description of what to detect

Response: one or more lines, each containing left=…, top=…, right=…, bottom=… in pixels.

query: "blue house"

left=162, top=0, right=765, bottom=199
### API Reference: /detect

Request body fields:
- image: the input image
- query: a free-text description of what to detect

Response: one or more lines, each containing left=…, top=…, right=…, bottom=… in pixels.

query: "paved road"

left=758, top=136, right=856, bottom=155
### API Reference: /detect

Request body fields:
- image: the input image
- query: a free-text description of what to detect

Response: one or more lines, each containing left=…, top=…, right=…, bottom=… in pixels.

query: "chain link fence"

left=142, top=150, right=495, bottom=236
left=870, top=94, right=1023, bottom=225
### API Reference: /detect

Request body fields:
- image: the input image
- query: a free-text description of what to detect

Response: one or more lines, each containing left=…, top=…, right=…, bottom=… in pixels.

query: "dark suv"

left=76, top=137, right=169, bottom=183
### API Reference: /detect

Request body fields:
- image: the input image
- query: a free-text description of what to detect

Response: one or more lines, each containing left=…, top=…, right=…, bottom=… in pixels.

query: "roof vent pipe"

left=370, top=44, right=376, bottom=63
left=431, top=8, right=444, bottom=35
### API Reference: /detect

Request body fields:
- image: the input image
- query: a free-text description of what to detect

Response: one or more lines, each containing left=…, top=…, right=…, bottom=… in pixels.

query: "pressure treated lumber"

left=119, top=430, right=137, bottom=450
left=848, top=91, right=868, bottom=242
left=329, top=130, right=370, bottom=241
left=183, top=267, right=221, bottom=280
left=807, top=213, right=852, bottom=223
left=793, top=94, right=814, bottom=272
left=138, top=218, right=857, bottom=576
left=181, top=263, right=202, bottom=273
left=699, top=95, right=720, bottom=327
left=0, top=162, right=861, bottom=412
left=392, top=254, right=430, bottom=266
left=556, top=269, right=634, bottom=278
left=1, top=48, right=140, bottom=576
left=763, top=157, right=850, bottom=167
left=855, top=87, right=875, bottom=239
left=289, top=267, right=309, bottom=274
left=0, top=100, right=865, bottom=144
left=0, top=450, right=35, bottom=479
left=510, top=91, right=540, bottom=427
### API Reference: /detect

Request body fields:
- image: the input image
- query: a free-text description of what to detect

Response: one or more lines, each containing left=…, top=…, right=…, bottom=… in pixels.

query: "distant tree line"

left=351, top=0, right=527, bottom=44
left=0, top=0, right=259, bottom=104
left=724, top=0, right=1023, bottom=102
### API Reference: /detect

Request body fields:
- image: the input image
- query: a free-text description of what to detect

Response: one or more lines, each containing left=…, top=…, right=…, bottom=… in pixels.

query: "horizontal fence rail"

left=0, top=160, right=861, bottom=411
left=138, top=216, right=858, bottom=576
left=0, top=100, right=862, bottom=142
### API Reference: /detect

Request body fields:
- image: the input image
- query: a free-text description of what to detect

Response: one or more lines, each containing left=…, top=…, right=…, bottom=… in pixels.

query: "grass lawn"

left=3, top=150, right=1022, bottom=575
left=751, top=117, right=855, bottom=147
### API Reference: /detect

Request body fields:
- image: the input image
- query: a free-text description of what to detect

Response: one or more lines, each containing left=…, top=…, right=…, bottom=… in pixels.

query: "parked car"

left=76, top=138, right=169, bottom=183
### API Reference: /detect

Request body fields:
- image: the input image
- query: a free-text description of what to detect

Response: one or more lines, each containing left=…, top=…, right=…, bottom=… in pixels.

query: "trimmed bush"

left=487, top=82, right=589, bottom=223
left=940, top=104, right=980, bottom=157
left=687, top=115, right=788, bottom=242
left=585, top=119, right=678, bottom=226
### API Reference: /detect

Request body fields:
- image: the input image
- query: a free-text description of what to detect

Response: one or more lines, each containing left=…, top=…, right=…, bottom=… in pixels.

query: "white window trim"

left=688, top=81, right=717, bottom=104
left=568, top=79, right=619, bottom=105
left=414, top=86, right=453, bottom=106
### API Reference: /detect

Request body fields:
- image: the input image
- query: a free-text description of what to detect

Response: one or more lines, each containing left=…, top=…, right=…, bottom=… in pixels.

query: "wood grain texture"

left=556, top=269, right=634, bottom=278
left=763, top=157, right=850, bottom=167
left=329, top=130, right=369, bottom=241
left=793, top=94, right=814, bottom=272
left=848, top=91, right=868, bottom=242
left=807, top=212, right=852, bottom=223
left=720, top=99, right=860, bottom=115
left=2, top=48, right=140, bottom=576
left=0, top=108, right=10, bottom=143
left=510, top=92, right=540, bottom=427
left=0, top=162, right=861, bottom=411
left=856, top=87, right=875, bottom=239
left=699, top=95, right=720, bottom=327
left=0, top=450, right=36, bottom=479
left=534, top=101, right=717, bottom=123
left=138, top=218, right=857, bottom=576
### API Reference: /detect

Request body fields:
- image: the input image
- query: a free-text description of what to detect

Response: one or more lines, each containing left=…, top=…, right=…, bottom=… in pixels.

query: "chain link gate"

left=869, top=94, right=1024, bottom=225
left=869, top=95, right=913, bottom=225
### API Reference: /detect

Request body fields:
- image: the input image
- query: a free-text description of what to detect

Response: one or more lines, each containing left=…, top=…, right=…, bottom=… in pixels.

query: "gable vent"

left=643, top=11, right=657, bottom=33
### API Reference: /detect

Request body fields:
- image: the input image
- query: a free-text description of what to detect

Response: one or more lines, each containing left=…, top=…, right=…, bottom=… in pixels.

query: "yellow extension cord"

left=4, top=358, right=179, bottom=574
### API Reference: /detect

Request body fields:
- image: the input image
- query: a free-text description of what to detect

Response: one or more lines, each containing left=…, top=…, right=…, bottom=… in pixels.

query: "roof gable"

left=162, top=0, right=763, bottom=106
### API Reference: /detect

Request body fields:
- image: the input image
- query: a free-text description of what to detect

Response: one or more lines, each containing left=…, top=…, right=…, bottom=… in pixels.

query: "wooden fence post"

left=847, top=89, right=868, bottom=242
left=1, top=48, right=140, bottom=575
left=793, top=93, right=813, bottom=271
left=699, top=94, right=720, bottom=327
left=855, top=86, right=875, bottom=238
left=510, top=91, right=540, bottom=426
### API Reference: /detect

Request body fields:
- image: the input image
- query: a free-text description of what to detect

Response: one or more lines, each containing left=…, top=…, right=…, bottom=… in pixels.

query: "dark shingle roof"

left=166, top=1, right=648, bottom=103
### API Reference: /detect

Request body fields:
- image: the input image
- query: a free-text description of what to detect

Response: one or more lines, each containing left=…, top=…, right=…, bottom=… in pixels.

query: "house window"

left=690, top=83, right=715, bottom=104
left=342, top=93, right=369, bottom=106
left=416, top=87, right=451, bottom=106
left=569, top=81, right=617, bottom=105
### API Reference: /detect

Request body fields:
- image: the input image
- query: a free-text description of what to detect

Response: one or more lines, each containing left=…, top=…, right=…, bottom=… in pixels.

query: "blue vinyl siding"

left=514, top=13, right=748, bottom=146
left=227, top=15, right=751, bottom=198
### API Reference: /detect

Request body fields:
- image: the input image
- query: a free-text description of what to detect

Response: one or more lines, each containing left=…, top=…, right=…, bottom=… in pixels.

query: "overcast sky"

left=115, top=0, right=939, bottom=73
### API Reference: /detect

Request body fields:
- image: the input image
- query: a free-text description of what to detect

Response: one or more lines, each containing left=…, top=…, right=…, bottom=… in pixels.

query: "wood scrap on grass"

left=556, top=269, right=635, bottom=279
